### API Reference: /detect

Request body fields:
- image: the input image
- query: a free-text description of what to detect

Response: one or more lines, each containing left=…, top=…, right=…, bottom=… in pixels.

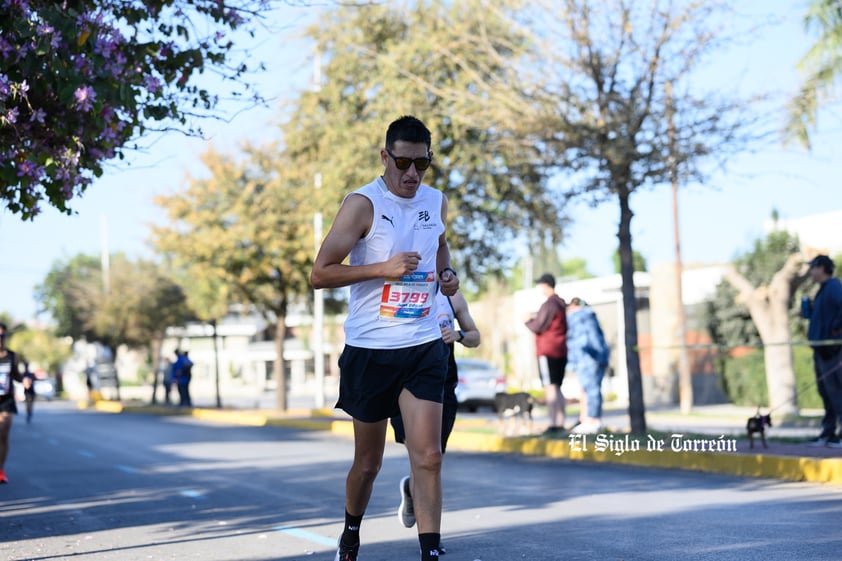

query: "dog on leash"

left=494, top=392, right=534, bottom=436
left=746, top=412, right=772, bottom=449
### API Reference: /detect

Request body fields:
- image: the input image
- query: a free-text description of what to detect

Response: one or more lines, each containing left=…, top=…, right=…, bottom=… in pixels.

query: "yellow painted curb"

left=93, top=400, right=124, bottom=413
left=328, top=420, right=398, bottom=441
left=266, top=418, right=335, bottom=430
left=190, top=408, right=268, bottom=426
left=444, top=431, right=842, bottom=485
left=326, top=422, right=842, bottom=485
left=78, top=400, right=842, bottom=485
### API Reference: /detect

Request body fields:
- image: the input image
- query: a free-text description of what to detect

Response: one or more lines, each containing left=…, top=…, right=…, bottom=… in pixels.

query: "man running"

left=311, top=115, right=458, bottom=561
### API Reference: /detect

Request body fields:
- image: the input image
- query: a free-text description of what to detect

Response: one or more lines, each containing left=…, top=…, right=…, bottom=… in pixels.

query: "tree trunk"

left=761, top=340, right=798, bottom=417
left=618, top=192, right=647, bottom=433
left=274, top=311, right=288, bottom=413
left=723, top=253, right=805, bottom=418
left=106, top=343, right=121, bottom=402
left=750, top=294, right=799, bottom=418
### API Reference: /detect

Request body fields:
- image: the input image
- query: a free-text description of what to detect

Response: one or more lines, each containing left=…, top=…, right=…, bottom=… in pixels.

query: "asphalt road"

left=2, top=401, right=842, bottom=561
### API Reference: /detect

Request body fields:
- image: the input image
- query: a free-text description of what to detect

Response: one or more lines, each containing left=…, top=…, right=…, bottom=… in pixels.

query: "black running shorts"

left=0, top=393, right=17, bottom=414
left=391, top=343, right=458, bottom=450
left=336, top=338, right=449, bottom=423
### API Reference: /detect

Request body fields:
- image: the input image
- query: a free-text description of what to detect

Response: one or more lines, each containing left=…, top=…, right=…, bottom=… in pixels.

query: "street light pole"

left=312, top=51, right=326, bottom=409
left=313, top=173, right=325, bottom=409
left=667, top=81, right=693, bottom=414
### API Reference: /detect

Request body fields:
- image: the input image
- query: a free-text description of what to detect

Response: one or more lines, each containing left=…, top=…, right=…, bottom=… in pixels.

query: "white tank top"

left=0, top=352, right=14, bottom=396
left=344, top=177, right=445, bottom=349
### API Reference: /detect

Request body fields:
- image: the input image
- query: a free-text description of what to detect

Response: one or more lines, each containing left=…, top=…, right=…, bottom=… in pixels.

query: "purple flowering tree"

left=0, top=0, right=271, bottom=219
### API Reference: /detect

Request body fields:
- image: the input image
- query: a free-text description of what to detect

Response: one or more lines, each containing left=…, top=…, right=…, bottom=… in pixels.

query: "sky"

left=1, top=1, right=840, bottom=323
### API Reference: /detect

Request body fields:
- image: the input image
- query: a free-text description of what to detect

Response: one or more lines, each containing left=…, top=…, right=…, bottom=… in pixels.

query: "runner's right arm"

left=310, top=194, right=423, bottom=289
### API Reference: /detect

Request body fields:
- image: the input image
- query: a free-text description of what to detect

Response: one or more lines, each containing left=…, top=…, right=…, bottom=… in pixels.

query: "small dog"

left=494, top=392, right=534, bottom=436
left=746, top=413, right=772, bottom=449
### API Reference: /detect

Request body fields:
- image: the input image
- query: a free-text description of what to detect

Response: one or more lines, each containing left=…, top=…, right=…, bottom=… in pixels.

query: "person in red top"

left=525, top=273, right=568, bottom=434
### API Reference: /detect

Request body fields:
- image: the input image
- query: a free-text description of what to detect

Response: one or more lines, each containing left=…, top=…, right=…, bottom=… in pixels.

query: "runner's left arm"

left=450, top=292, right=480, bottom=348
left=12, top=352, right=23, bottom=382
left=436, top=193, right=459, bottom=296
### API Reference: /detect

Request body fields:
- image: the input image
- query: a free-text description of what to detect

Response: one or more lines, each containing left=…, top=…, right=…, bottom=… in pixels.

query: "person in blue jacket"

left=803, top=254, right=842, bottom=448
left=172, top=350, right=193, bottom=408
left=566, top=298, right=610, bottom=434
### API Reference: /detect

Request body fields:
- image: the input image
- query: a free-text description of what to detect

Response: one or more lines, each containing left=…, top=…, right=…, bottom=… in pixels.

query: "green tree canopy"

left=8, top=327, right=72, bottom=379
left=35, top=253, right=193, bottom=354
left=511, top=0, right=759, bottom=431
left=559, top=257, right=595, bottom=281
left=152, top=145, right=316, bottom=410
left=707, top=231, right=802, bottom=350
left=612, top=249, right=647, bottom=275
left=282, top=0, right=565, bottom=285
left=787, top=0, right=842, bottom=148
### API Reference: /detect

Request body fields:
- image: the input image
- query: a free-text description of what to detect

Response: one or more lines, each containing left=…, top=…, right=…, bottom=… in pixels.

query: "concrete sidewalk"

left=82, top=397, right=842, bottom=486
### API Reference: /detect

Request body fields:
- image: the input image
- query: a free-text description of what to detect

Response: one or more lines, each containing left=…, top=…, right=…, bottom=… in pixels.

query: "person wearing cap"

left=803, top=254, right=842, bottom=448
left=525, top=273, right=568, bottom=434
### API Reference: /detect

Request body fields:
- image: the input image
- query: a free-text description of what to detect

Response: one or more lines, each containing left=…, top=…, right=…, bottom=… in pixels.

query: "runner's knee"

left=411, top=446, right=443, bottom=474
left=351, top=455, right=382, bottom=483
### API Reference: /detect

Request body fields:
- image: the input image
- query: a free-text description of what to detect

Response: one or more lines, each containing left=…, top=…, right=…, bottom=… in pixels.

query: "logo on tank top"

left=381, top=214, right=395, bottom=227
left=414, top=208, right=437, bottom=231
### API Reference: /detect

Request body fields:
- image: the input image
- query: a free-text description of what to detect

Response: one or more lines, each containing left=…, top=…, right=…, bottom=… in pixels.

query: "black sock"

left=419, top=533, right=441, bottom=560
left=340, top=510, right=363, bottom=546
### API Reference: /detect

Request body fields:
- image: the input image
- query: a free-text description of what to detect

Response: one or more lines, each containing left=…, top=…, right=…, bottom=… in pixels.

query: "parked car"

left=454, top=358, right=507, bottom=412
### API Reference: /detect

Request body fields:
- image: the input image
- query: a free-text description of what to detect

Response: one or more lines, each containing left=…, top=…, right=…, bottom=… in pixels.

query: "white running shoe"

left=398, top=475, right=416, bottom=528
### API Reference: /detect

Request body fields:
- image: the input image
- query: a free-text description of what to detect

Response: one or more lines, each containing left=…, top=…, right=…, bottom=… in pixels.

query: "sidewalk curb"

left=442, top=431, right=842, bottom=485
left=80, top=401, right=842, bottom=486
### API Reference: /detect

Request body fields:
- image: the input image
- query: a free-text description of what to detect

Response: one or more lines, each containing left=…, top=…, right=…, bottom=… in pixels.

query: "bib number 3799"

left=379, top=271, right=436, bottom=320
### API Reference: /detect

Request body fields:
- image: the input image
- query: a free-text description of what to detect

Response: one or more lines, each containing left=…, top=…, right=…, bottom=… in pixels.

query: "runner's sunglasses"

left=385, top=148, right=432, bottom=171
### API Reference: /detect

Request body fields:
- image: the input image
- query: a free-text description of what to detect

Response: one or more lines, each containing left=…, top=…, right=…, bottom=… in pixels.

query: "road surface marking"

left=274, top=526, right=336, bottom=547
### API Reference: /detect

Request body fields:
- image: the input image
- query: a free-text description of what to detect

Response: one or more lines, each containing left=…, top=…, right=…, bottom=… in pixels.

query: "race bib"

left=437, top=312, right=453, bottom=331
left=379, top=271, right=436, bottom=321
left=0, top=370, right=8, bottom=396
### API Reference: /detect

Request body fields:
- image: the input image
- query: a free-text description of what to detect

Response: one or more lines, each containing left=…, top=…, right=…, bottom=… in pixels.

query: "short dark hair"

left=535, top=273, right=556, bottom=288
left=0, top=322, right=7, bottom=332
left=385, top=115, right=431, bottom=151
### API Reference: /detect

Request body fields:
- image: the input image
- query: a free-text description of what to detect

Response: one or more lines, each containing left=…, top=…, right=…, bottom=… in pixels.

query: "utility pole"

left=312, top=51, right=326, bottom=409
left=666, top=81, right=693, bottom=414
left=313, top=173, right=325, bottom=409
